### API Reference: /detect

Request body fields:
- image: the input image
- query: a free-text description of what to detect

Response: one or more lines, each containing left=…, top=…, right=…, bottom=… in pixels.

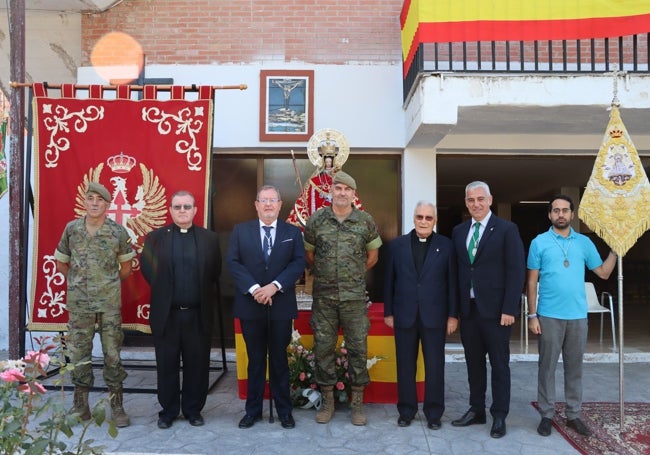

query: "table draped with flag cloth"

left=234, top=302, right=426, bottom=403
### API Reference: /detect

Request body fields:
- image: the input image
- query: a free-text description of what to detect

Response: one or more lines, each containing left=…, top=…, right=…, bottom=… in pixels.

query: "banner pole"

left=617, top=255, right=625, bottom=433
left=10, top=82, right=247, bottom=91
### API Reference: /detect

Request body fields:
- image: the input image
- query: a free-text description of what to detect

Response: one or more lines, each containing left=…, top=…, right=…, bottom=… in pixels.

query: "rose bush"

left=0, top=335, right=116, bottom=454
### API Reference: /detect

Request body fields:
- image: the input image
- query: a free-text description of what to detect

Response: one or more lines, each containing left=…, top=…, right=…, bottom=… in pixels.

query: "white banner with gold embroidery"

left=578, top=105, right=650, bottom=257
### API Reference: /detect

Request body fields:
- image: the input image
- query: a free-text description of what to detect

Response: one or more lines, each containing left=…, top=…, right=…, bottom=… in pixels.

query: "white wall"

left=0, top=11, right=81, bottom=92
left=78, top=63, right=406, bottom=149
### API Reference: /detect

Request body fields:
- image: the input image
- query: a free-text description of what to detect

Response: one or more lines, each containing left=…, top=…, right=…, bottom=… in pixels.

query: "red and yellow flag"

left=579, top=105, right=650, bottom=257
left=401, top=0, right=650, bottom=73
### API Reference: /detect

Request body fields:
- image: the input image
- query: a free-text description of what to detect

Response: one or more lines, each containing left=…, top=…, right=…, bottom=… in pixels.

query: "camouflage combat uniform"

left=54, top=216, right=135, bottom=388
left=304, top=206, right=382, bottom=387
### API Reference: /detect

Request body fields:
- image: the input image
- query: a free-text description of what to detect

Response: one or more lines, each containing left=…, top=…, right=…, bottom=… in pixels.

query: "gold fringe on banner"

left=579, top=105, right=650, bottom=257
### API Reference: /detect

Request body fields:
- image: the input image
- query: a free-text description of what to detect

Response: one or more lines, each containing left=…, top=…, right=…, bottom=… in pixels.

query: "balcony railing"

left=404, top=34, right=650, bottom=102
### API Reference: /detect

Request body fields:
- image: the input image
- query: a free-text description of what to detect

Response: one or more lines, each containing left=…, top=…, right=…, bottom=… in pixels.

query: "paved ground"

left=35, top=351, right=649, bottom=455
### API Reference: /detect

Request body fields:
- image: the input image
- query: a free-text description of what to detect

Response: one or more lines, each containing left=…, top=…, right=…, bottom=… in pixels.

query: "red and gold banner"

left=29, top=83, right=215, bottom=332
left=401, top=0, right=650, bottom=74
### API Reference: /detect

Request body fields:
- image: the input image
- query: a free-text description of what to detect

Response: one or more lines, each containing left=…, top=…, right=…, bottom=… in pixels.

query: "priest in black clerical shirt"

left=383, top=201, right=458, bottom=430
left=142, top=190, right=221, bottom=430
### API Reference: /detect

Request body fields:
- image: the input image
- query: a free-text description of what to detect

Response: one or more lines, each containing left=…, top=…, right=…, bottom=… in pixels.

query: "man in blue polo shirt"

left=526, top=194, right=617, bottom=438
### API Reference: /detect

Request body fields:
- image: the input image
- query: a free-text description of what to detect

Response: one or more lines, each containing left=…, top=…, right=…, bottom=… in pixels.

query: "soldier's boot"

left=350, top=385, right=367, bottom=426
left=315, top=385, right=335, bottom=423
left=109, top=386, right=130, bottom=428
left=69, top=386, right=91, bottom=421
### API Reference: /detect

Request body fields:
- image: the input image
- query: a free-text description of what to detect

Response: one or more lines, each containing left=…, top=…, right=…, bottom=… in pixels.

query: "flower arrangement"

left=287, top=330, right=384, bottom=407
left=0, top=335, right=116, bottom=455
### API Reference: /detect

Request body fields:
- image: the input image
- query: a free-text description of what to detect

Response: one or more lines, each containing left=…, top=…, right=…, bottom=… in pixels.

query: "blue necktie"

left=263, top=226, right=273, bottom=261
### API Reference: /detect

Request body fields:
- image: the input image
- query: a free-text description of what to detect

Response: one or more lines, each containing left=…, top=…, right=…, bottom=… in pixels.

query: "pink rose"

left=299, top=372, right=306, bottom=381
left=25, top=351, right=50, bottom=370
left=1, top=368, right=26, bottom=383
left=336, top=381, right=345, bottom=391
left=340, top=348, right=347, bottom=355
left=18, top=381, right=46, bottom=395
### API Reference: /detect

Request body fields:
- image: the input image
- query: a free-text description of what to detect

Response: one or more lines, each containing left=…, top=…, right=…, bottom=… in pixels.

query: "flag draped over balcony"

left=578, top=105, right=650, bottom=257
left=401, top=0, right=650, bottom=73
left=29, top=83, right=215, bottom=332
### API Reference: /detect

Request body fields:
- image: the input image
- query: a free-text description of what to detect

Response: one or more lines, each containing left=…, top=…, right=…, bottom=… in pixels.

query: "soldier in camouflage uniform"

left=304, top=171, right=382, bottom=426
left=54, top=182, right=135, bottom=428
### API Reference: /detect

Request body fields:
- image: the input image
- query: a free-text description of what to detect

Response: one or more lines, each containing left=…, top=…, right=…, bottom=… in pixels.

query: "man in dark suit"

left=384, top=201, right=458, bottom=430
left=227, top=185, right=306, bottom=430
left=451, top=181, right=525, bottom=438
left=141, top=190, right=221, bottom=429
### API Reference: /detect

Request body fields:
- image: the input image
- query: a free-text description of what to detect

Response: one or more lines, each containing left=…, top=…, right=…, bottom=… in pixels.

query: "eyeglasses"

left=551, top=208, right=572, bottom=215
left=415, top=215, right=434, bottom=221
left=172, top=204, right=193, bottom=211
left=257, top=198, right=280, bottom=204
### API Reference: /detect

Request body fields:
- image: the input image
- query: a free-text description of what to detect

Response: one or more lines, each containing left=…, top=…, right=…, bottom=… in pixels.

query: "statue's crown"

left=320, top=140, right=337, bottom=157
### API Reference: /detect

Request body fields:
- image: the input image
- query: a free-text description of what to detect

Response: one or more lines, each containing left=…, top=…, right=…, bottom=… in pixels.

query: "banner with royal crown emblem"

left=579, top=104, right=650, bottom=257
left=28, top=83, right=215, bottom=332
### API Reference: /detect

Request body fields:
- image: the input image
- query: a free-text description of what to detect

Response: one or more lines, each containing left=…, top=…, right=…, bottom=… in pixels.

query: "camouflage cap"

left=332, top=171, right=357, bottom=190
left=86, top=182, right=111, bottom=202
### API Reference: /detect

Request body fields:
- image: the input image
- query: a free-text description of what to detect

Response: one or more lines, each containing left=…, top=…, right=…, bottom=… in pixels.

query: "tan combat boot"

left=315, top=385, right=335, bottom=423
left=109, top=386, right=130, bottom=428
left=69, top=386, right=91, bottom=421
left=350, top=385, right=367, bottom=426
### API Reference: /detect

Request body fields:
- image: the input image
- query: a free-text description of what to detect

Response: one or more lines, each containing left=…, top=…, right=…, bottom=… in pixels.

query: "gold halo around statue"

left=307, top=129, right=350, bottom=171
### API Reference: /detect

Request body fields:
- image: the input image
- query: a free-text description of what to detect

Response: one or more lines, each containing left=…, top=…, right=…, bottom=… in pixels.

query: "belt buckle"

left=179, top=306, right=189, bottom=310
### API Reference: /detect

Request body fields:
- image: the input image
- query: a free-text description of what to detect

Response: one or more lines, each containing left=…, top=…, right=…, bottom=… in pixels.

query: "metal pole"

left=617, top=256, right=625, bottom=433
left=9, top=82, right=247, bottom=91
left=8, top=0, right=26, bottom=360
left=267, top=304, right=274, bottom=423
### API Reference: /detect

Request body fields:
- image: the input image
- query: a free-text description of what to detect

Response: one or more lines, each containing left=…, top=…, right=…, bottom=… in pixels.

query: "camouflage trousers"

left=310, top=297, right=370, bottom=387
left=67, top=311, right=127, bottom=388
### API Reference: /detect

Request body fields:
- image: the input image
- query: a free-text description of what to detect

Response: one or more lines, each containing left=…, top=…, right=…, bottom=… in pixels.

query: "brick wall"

left=81, top=0, right=404, bottom=66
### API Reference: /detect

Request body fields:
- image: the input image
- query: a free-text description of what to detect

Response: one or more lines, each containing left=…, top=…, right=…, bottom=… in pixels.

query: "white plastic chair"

left=585, top=282, right=616, bottom=352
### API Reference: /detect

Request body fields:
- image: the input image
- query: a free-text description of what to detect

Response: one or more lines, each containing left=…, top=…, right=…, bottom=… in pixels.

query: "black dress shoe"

left=397, top=416, right=413, bottom=427
left=567, top=418, right=592, bottom=437
left=427, top=418, right=442, bottom=430
left=451, top=409, right=487, bottom=427
left=537, top=417, right=553, bottom=436
left=157, top=418, right=173, bottom=429
left=490, top=417, right=507, bottom=438
left=238, top=414, right=262, bottom=429
left=188, top=414, right=204, bottom=427
left=279, top=414, right=295, bottom=429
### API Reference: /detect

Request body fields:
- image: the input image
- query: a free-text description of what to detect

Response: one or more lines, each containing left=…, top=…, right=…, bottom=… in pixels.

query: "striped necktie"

left=263, top=226, right=273, bottom=261
left=468, top=222, right=480, bottom=263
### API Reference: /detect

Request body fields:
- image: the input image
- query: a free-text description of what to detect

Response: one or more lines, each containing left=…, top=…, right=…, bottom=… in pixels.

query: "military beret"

left=86, top=182, right=111, bottom=202
left=332, top=171, right=357, bottom=190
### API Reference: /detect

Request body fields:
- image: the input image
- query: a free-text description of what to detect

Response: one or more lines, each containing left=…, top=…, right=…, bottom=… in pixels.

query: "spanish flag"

left=401, top=0, right=650, bottom=74
left=579, top=105, right=650, bottom=257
